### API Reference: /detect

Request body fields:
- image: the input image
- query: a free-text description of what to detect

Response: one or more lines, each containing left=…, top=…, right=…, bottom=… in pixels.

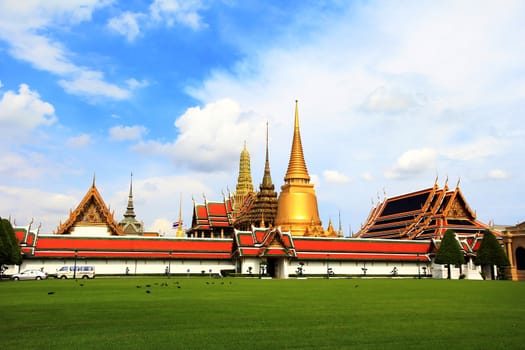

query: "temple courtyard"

left=1, top=277, right=523, bottom=349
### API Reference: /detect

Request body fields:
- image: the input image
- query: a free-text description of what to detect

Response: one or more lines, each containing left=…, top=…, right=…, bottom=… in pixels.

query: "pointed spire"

left=284, top=100, right=310, bottom=184
left=261, top=121, right=273, bottom=187
left=123, top=172, right=136, bottom=220
left=235, top=141, right=254, bottom=196
left=92, top=173, right=96, bottom=188
left=176, top=192, right=184, bottom=237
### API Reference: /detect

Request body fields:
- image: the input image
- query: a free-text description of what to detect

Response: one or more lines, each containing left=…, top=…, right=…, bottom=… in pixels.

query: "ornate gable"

left=444, top=187, right=476, bottom=220
left=55, top=180, right=123, bottom=236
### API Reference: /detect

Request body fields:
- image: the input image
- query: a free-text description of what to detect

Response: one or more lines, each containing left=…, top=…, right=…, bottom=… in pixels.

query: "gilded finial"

left=284, top=100, right=310, bottom=184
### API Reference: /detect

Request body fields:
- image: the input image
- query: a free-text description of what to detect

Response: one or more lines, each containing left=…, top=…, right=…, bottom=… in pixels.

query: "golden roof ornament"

left=284, top=100, right=310, bottom=184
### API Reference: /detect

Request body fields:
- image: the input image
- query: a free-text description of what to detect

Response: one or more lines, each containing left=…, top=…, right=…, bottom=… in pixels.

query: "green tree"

left=435, top=229, right=464, bottom=279
left=475, top=230, right=510, bottom=280
left=0, top=218, right=22, bottom=269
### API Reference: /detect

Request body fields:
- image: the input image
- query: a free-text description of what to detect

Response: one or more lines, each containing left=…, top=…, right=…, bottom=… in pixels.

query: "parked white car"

left=11, top=269, right=48, bottom=281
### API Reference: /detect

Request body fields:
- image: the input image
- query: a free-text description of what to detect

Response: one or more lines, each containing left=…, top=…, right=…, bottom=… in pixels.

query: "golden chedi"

left=274, top=101, right=324, bottom=236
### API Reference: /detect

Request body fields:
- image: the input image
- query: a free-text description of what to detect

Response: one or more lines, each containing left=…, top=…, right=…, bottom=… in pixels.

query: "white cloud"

left=360, top=172, right=374, bottom=182
left=126, top=78, right=149, bottom=89
left=160, top=98, right=265, bottom=171
left=107, top=0, right=206, bottom=42
left=149, top=0, right=206, bottom=30
left=67, top=134, right=92, bottom=148
left=323, top=170, right=351, bottom=184
left=107, top=11, right=142, bottom=42
left=58, top=70, right=131, bottom=100
left=0, top=1, right=140, bottom=100
left=362, top=86, right=425, bottom=114
left=109, top=125, right=148, bottom=141
left=0, top=84, right=56, bottom=130
left=147, top=218, right=174, bottom=236
left=0, top=185, right=79, bottom=233
left=385, top=148, right=437, bottom=180
left=441, top=137, right=505, bottom=161
left=487, top=169, right=511, bottom=180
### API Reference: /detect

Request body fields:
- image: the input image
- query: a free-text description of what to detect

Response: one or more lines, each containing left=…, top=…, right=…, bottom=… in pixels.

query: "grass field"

left=1, top=277, right=523, bottom=349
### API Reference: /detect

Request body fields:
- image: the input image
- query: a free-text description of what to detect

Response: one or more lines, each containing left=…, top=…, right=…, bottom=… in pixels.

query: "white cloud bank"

left=108, top=0, right=206, bottom=42
left=0, top=1, right=144, bottom=100
left=0, top=84, right=56, bottom=131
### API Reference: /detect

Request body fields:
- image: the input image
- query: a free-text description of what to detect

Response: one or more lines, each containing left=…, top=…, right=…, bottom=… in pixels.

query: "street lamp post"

left=417, top=253, right=421, bottom=279
left=168, top=251, right=172, bottom=278
left=326, top=254, right=331, bottom=279
left=73, top=250, right=78, bottom=279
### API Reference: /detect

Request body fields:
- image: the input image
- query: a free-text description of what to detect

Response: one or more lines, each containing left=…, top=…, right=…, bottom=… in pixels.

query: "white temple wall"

left=69, top=226, right=112, bottom=237
left=238, top=258, right=434, bottom=278
left=14, top=257, right=490, bottom=280
left=19, top=259, right=235, bottom=277
left=431, top=261, right=484, bottom=280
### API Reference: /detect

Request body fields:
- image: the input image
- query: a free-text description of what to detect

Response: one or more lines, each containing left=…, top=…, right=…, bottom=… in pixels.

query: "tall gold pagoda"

left=274, top=101, right=325, bottom=236
left=233, top=142, right=255, bottom=218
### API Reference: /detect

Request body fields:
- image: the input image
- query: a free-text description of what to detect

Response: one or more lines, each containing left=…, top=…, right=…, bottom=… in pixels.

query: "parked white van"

left=56, top=265, right=95, bottom=279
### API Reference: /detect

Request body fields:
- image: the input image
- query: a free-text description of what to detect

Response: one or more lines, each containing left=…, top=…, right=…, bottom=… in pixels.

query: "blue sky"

left=0, top=0, right=524, bottom=235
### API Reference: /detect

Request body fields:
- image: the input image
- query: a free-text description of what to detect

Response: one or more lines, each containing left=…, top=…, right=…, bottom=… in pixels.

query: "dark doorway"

left=516, top=247, right=525, bottom=270
left=266, top=258, right=278, bottom=278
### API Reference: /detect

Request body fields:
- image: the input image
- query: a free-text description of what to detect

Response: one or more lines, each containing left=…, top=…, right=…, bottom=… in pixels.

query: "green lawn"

left=1, top=277, right=523, bottom=349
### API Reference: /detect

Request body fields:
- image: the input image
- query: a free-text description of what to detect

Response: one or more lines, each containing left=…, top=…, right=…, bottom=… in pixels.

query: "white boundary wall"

left=17, top=258, right=235, bottom=277
left=10, top=257, right=486, bottom=280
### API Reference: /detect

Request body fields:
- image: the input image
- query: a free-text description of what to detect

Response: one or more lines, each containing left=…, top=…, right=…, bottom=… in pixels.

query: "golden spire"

left=274, top=100, right=323, bottom=236
left=233, top=141, right=254, bottom=216
left=176, top=192, right=184, bottom=237
left=236, top=141, right=254, bottom=195
left=284, top=100, right=310, bottom=184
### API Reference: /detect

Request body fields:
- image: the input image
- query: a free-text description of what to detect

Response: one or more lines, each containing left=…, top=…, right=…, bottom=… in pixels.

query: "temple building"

left=502, top=222, right=525, bottom=281
left=186, top=195, right=235, bottom=238
left=6, top=100, right=511, bottom=280
left=54, top=176, right=125, bottom=237
left=356, top=180, right=497, bottom=242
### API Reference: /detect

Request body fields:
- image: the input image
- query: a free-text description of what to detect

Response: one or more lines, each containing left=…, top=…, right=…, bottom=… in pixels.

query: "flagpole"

left=176, top=192, right=184, bottom=237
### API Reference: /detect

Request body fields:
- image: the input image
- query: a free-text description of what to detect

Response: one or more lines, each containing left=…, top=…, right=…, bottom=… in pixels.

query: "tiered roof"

left=233, top=227, right=430, bottom=262
left=357, top=182, right=494, bottom=241
left=187, top=196, right=235, bottom=238
left=233, top=228, right=296, bottom=258
left=55, top=178, right=124, bottom=236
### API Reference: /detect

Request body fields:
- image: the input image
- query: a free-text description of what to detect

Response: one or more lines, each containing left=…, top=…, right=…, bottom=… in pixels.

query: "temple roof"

left=233, top=227, right=431, bottom=261
left=55, top=178, right=124, bottom=236
left=357, top=182, right=495, bottom=240
left=29, top=235, right=233, bottom=260
left=188, top=196, right=234, bottom=232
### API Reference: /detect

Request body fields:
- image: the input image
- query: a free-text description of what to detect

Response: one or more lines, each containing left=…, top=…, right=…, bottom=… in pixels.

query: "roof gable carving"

left=55, top=182, right=123, bottom=236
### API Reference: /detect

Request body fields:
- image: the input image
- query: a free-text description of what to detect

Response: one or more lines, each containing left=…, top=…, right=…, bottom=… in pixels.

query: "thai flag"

left=172, top=221, right=181, bottom=229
